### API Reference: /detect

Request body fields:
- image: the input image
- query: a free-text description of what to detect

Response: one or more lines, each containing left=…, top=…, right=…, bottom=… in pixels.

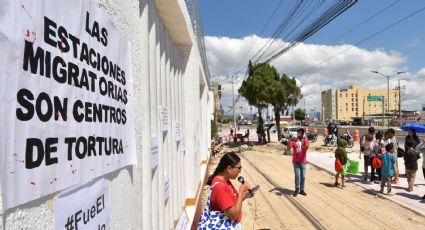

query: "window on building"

left=346, top=103, right=348, bottom=106
left=340, top=93, right=342, bottom=97
left=352, top=108, right=354, bottom=111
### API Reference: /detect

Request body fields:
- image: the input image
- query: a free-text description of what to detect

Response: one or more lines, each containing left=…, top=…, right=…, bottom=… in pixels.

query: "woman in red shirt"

left=200, top=152, right=251, bottom=229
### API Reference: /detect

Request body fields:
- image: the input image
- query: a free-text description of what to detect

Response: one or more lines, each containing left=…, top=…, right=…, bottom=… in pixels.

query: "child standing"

left=335, top=138, right=348, bottom=187
left=380, top=143, right=396, bottom=195
left=404, top=141, right=421, bottom=192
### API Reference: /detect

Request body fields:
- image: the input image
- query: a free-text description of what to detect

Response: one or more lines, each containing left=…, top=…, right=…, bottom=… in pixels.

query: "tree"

left=295, top=108, right=306, bottom=121
left=239, top=63, right=277, bottom=142
left=239, top=63, right=302, bottom=141
left=270, top=74, right=302, bottom=140
left=211, top=120, right=218, bottom=140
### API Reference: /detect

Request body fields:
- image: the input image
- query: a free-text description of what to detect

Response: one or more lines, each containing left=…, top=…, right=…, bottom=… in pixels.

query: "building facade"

left=321, top=89, right=337, bottom=121
left=0, top=0, right=213, bottom=229
left=322, top=85, right=399, bottom=121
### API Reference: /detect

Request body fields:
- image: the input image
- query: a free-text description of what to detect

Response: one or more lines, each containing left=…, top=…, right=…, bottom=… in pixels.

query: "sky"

left=199, top=0, right=425, bottom=117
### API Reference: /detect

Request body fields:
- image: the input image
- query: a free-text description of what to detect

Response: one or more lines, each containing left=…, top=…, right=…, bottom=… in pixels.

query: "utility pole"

left=398, top=79, right=401, bottom=122
left=382, top=96, right=385, bottom=127
left=231, top=76, right=237, bottom=131
left=250, top=106, right=253, bottom=120
left=371, top=70, right=404, bottom=128
left=387, top=76, right=390, bottom=128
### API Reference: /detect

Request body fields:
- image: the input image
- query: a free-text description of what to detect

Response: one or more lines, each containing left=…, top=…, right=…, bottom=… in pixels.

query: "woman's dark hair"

left=207, top=152, right=240, bottom=185
left=375, top=131, right=383, bottom=140
left=385, top=143, right=394, bottom=152
left=405, top=140, right=414, bottom=149
left=408, top=129, right=418, bottom=139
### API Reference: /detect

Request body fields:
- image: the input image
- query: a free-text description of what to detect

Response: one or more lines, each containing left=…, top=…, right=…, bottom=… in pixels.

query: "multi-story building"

left=322, top=85, right=399, bottom=121
left=321, top=89, right=337, bottom=121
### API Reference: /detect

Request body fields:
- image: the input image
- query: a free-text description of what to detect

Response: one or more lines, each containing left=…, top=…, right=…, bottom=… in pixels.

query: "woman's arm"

left=224, top=182, right=250, bottom=221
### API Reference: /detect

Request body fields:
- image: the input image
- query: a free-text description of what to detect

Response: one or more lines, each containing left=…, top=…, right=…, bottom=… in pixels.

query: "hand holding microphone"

left=238, top=176, right=259, bottom=198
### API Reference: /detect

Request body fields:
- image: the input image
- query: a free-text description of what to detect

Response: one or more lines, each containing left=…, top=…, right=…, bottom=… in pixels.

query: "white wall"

left=0, top=0, right=212, bottom=229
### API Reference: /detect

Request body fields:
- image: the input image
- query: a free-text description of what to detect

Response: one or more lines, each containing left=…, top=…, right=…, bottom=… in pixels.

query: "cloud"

left=206, top=35, right=424, bottom=116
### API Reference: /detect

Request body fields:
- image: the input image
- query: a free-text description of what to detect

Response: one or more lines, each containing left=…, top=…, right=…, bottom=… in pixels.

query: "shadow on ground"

left=269, top=187, right=293, bottom=196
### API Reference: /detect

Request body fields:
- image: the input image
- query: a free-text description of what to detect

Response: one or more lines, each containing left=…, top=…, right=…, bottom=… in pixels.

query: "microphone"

left=237, top=176, right=254, bottom=196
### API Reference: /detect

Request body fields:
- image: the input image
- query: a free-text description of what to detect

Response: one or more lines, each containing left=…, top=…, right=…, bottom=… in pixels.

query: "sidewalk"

left=308, top=151, right=425, bottom=216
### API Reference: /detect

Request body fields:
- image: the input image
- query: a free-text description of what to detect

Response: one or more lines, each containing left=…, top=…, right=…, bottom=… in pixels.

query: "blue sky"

left=200, top=0, right=425, bottom=72
left=199, top=0, right=425, bottom=113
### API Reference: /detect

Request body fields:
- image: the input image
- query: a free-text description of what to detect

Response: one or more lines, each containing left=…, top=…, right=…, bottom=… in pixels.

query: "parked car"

left=300, top=121, right=310, bottom=126
left=283, top=127, right=298, bottom=138
left=339, top=120, right=351, bottom=126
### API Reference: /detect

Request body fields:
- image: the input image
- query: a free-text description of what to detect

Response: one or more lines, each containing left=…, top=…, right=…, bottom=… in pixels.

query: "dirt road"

left=226, top=144, right=425, bottom=230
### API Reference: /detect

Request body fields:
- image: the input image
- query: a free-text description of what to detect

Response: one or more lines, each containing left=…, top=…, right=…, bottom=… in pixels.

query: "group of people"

left=198, top=126, right=425, bottom=229
left=340, top=126, right=425, bottom=196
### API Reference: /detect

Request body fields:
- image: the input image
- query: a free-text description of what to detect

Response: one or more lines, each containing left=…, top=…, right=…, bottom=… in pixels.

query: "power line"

left=331, top=0, right=399, bottom=43
left=295, top=4, right=425, bottom=77
left=262, top=0, right=357, bottom=64
left=217, top=0, right=285, bottom=80
left=252, top=0, right=305, bottom=63
left=240, top=0, right=285, bottom=65
left=283, top=0, right=399, bottom=75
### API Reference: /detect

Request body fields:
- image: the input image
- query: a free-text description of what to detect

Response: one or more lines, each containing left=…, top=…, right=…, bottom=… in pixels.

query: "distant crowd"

left=336, top=126, right=425, bottom=197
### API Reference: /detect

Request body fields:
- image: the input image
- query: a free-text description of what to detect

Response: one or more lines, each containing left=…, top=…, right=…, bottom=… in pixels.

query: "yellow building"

left=322, top=85, right=399, bottom=121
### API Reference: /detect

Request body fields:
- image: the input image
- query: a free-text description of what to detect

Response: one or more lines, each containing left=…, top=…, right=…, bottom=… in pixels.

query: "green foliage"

left=220, top=118, right=230, bottom=124
left=295, top=108, right=306, bottom=121
left=238, top=62, right=302, bottom=139
left=238, top=63, right=279, bottom=106
left=211, top=120, right=218, bottom=140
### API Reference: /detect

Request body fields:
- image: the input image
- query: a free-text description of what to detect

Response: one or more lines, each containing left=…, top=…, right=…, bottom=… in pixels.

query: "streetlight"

left=371, top=70, right=405, bottom=128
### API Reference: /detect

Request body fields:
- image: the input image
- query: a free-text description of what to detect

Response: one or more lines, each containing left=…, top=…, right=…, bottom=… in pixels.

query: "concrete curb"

left=307, top=160, right=425, bottom=217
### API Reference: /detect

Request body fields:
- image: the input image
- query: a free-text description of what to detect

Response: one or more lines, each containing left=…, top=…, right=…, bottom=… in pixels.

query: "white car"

left=283, top=127, right=298, bottom=138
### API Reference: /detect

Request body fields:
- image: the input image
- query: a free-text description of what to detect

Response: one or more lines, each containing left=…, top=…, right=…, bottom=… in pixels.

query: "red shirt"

left=210, top=177, right=242, bottom=222
left=291, top=138, right=309, bottom=163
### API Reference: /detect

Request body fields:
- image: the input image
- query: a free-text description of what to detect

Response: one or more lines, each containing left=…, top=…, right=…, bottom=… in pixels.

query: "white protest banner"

left=164, top=171, right=170, bottom=203
left=175, top=122, right=181, bottom=141
left=181, top=136, right=186, bottom=151
left=159, top=106, right=169, bottom=132
left=0, top=0, right=136, bottom=210
left=151, top=137, right=158, bottom=170
left=175, top=211, right=189, bottom=230
left=54, top=178, right=109, bottom=230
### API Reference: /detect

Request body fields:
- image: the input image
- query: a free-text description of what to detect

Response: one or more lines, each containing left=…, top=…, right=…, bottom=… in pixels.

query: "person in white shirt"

left=388, top=128, right=399, bottom=184
left=359, top=127, right=376, bottom=181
